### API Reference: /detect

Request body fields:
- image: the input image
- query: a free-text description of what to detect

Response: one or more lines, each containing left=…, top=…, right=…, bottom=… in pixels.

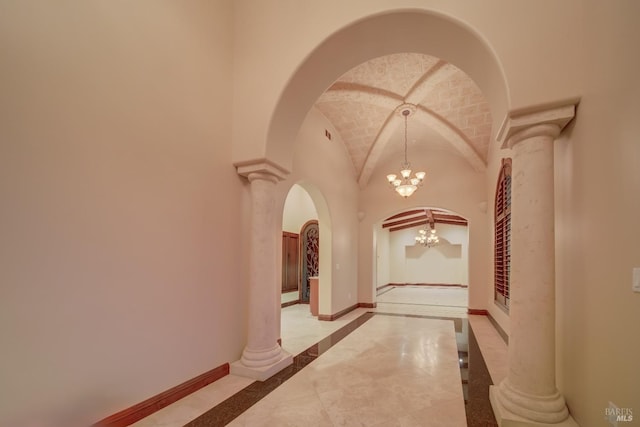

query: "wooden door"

left=281, top=232, right=299, bottom=292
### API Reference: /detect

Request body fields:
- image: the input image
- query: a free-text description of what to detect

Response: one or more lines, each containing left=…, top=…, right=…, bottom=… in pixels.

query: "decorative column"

left=231, top=160, right=293, bottom=381
left=490, top=103, right=578, bottom=427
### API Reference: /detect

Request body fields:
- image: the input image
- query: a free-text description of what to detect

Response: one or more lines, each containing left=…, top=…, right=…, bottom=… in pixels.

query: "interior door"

left=281, top=232, right=299, bottom=293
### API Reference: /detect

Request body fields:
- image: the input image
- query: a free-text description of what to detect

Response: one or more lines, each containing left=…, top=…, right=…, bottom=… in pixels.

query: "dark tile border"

left=185, top=314, right=375, bottom=427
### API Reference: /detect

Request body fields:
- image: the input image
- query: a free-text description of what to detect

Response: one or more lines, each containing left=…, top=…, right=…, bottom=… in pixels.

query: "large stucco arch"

left=265, top=9, right=510, bottom=172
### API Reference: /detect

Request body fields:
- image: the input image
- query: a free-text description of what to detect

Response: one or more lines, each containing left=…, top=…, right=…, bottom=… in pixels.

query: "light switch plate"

left=633, top=268, right=640, bottom=293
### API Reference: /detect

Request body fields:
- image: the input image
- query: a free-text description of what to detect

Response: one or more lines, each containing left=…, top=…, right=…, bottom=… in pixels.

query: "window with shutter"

left=494, top=158, right=512, bottom=310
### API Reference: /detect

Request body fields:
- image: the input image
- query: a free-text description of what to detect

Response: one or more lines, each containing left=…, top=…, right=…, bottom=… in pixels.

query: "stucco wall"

left=282, top=184, right=318, bottom=234
left=555, top=1, right=640, bottom=423
left=0, top=1, right=244, bottom=424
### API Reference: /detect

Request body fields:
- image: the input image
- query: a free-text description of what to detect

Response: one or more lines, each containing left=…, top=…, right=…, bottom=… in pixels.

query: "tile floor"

left=132, top=286, right=508, bottom=427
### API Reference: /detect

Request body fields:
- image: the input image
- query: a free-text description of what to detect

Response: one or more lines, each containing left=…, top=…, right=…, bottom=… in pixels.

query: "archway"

left=374, top=206, right=470, bottom=313
left=265, top=10, right=509, bottom=172
left=280, top=181, right=333, bottom=316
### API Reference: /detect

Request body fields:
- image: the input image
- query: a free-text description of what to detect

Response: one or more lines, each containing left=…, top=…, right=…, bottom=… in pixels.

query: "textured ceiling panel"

left=316, top=100, right=392, bottom=174
left=313, top=53, right=492, bottom=179
left=333, top=53, right=440, bottom=96
left=419, top=68, right=492, bottom=161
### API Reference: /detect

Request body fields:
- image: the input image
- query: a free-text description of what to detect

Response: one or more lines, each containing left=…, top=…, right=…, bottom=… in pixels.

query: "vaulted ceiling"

left=314, top=53, right=492, bottom=187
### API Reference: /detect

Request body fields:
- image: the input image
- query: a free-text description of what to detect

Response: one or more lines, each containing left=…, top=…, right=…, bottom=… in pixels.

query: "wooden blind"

left=494, top=158, right=512, bottom=309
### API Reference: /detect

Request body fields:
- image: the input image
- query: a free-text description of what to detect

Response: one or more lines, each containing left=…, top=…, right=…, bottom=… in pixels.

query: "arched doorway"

left=375, top=207, right=470, bottom=315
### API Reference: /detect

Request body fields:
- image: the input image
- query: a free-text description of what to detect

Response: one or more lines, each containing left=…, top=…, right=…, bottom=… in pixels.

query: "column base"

left=490, top=386, right=578, bottom=427
left=230, top=351, right=293, bottom=381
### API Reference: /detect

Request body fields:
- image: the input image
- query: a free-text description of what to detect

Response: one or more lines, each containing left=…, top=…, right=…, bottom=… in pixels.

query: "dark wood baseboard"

left=384, top=282, right=468, bottom=288
left=94, top=363, right=229, bottom=427
left=358, top=302, right=377, bottom=308
left=317, top=302, right=377, bottom=321
left=318, top=303, right=358, bottom=321
left=281, top=299, right=299, bottom=308
left=467, top=308, right=488, bottom=315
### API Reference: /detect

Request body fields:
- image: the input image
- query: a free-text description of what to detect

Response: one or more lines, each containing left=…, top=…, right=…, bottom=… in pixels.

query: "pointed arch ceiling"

left=314, top=53, right=492, bottom=186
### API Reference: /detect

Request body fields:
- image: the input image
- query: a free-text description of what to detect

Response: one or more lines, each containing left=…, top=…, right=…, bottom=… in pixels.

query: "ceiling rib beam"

left=425, top=209, right=435, bottom=229
left=382, top=214, right=428, bottom=229
left=384, top=209, right=425, bottom=221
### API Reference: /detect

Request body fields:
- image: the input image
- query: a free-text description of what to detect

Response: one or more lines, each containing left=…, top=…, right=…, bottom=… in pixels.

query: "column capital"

left=498, top=100, right=578, bottom=149
left=234, top=157, right=290, bottom=181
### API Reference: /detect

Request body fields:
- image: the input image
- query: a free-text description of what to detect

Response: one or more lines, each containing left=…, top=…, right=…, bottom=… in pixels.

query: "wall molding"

left=317, top=302, right=377, bottom=321
left=318, top=303, right=358, bottom=321
left=381, top=282, right=468, bottom=288
left=487, top=312, right=509, bottom=344
left=94, top=363, right=229, bottom=427
left=281, top=299, right=299, bottom=308
left=358, top=302, right=377, bottom=309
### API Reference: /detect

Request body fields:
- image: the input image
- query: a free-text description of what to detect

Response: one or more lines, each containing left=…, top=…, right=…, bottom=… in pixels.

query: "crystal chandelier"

left=386, top=108, right=425, bottom=198
left=416, top=226, right=440, bottom=247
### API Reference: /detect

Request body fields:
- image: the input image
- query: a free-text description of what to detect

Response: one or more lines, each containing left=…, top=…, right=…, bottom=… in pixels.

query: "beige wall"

left=282, top=184, right=318, bottom=234
left=387, top=224, right=468, bottom=285
left=555, top=0, right=640, bottom=424
left=0, top=1, right=245, bottom=425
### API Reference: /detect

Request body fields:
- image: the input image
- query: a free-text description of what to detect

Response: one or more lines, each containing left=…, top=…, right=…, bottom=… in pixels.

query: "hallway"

left=132, top=287, right=507, bottom=426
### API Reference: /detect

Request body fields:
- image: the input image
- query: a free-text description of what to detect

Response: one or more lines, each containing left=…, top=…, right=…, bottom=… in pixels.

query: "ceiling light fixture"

left=386, top=107, right=425, bottom=198
left=416, top=209, right=439, bottom=247
left=416, top=226, right=440, bottom=247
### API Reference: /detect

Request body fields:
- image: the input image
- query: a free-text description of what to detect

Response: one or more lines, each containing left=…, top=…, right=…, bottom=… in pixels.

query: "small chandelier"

left=416, top=226, right=439, bottom=247
left=386, top=107, right=425, bottom=198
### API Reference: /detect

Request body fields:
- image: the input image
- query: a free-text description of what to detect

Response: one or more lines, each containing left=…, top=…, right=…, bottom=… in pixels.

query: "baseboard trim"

left=358, top=302, right=377, bottom=309
left=318, top=303, right=359, bottom=321
left=487, top=312, right=509, bottom=344
left=467, top=308, right=488, bottom=315
left=281, top=299, right=299, bottom=308
left=94, top=363, right=230, bottom=427
left=383, top=282, right=468, bottom=288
